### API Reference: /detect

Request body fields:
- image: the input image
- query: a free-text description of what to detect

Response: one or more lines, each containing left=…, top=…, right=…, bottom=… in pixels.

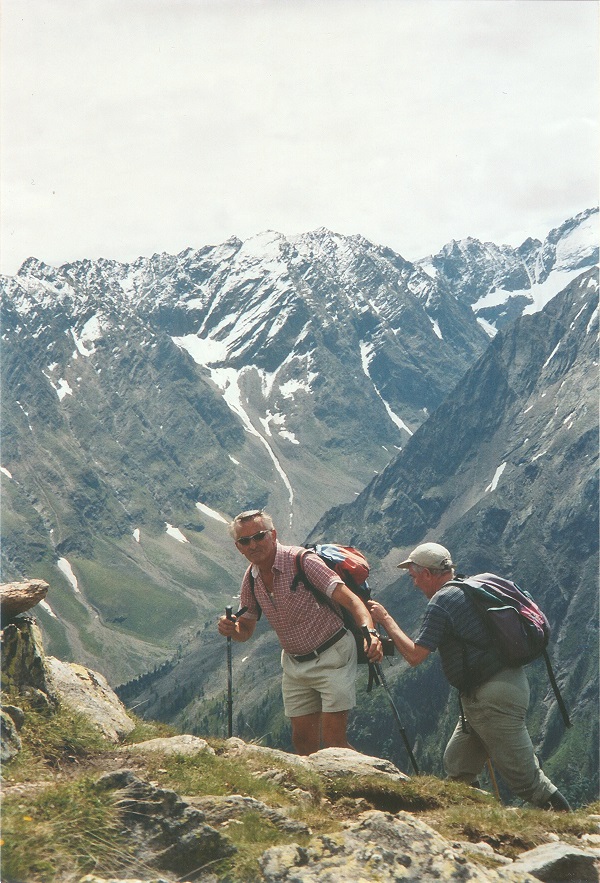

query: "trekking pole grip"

left=226, top=605, right=233, bottom=621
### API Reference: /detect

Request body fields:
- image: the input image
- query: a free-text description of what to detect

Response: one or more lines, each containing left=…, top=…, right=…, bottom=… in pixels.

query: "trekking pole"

left=486, top=758, right=501, bottom=801
left=362, top=626, right=420, bottom=775
left=224, top=605, right=248, bottom=738
left=226, top=606, right=233, bottom=738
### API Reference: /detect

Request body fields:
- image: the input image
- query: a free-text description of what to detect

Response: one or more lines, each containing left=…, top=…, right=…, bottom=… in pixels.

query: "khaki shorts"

left=281, top=630, right=357, bottom=717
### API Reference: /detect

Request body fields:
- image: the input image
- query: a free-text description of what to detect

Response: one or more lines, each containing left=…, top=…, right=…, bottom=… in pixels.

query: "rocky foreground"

left=2, top=582, right=600, bottom=883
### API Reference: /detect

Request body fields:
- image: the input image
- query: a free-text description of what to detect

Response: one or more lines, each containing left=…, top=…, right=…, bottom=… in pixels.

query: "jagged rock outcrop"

left=94, top=770, right=236, bottom=877
left=1, top=613, right=135, bottom=753
left=187, top=794, right=311, bottom=836
left=1, top=614, right=55, bottom=698
left=0, top=707, right=22, bottom=762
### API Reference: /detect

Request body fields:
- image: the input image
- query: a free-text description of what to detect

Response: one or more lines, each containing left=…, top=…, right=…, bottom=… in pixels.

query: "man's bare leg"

left=290, top=712, right=321, bottom=755
left=291, top=710, right=351, bottom=754
left=321, top=710, right=351, bottom=748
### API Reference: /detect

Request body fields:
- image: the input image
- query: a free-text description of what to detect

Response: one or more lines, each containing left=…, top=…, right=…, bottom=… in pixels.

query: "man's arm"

left=331, top=582, right=383, bottom=662
left=367, top=601, right=430, bottom=667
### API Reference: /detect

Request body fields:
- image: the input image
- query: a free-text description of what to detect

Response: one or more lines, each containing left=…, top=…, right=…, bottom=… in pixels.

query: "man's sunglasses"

left=235, top=530, right=271, bottom=546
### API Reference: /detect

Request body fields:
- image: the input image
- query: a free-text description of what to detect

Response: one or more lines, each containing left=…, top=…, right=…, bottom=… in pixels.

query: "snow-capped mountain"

left=0, top=209, right=597, bottom=689
left=418, top=206, right=598, bottom=331
left=0, top=227, right=490, bottom=542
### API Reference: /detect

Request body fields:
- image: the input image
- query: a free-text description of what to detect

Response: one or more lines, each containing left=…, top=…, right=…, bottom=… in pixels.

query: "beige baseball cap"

left=397, top=542, right=453, bottom=570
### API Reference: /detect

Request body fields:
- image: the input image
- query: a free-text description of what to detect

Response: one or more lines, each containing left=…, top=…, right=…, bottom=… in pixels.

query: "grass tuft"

left=2, top=776, right=138, bottom=883
left=3, top=692, right=108, bottom=781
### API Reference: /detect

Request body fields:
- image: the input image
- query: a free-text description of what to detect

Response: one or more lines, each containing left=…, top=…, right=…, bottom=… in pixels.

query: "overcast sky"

left=1, top=0, right=598, bottom=276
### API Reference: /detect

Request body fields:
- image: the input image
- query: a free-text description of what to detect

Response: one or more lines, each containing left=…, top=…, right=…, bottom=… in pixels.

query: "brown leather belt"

left=292, top=627, right=347, bottom=662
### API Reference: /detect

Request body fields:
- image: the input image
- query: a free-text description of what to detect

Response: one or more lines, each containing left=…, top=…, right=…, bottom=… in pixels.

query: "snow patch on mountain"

left=55, top=378, right=74, bottom=401
left=428, top=316, right=443, bottom=339
left=173, top=333, right=227, bottom=365
left=165, top=523, right=189, bottom=543
left=360, top=342, right=413, bottom=435
left=196, top=502, right=229, bottom=524
left=553, top=211, right=598, bottom=271
left=477, top=317, right=497, bottom=338
left=485, top=462, right=507, bottom=493
left=57, top=557, right=80, bottom=593
left=174, top=340, right=296, bottom=521
left=71, top=315, right=103, bottom=356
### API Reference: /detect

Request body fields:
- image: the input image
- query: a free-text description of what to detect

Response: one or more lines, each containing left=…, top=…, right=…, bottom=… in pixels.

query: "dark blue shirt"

left=415, top=583, right=505, bottom=691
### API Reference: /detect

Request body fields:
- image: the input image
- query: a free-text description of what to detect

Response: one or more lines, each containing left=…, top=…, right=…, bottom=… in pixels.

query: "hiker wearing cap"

left=367, top=542, right=570, bottom=811
left=218, top=509, right=383, bottom=755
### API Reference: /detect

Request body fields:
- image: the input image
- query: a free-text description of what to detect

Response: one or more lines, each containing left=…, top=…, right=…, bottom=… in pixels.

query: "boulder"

left=306, top=746, right=409, bottom=782
left=0, top=579, right=49, bottom=618
left=510, top=841, right=600, bottom=881
left=221, top=736, right=308, bottom=766
left=45, top=657, right=135, bottom=742
left=220, top=740, right=410, bottom=784
left=120, top=734, right=215, bottom=756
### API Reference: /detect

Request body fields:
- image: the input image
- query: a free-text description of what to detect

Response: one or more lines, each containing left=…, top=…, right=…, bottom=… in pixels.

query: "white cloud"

left=0, top=0, right=597, bottom=274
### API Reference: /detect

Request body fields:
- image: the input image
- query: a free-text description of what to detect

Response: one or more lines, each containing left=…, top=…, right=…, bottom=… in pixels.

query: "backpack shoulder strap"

left=246, top=565, right=262, bottom=620
left=290, top=549, right=340, bottom=616
left=290, top=549, right=311, bottom=592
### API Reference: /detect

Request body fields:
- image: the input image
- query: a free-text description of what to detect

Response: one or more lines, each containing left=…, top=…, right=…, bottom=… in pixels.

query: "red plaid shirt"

left=240, top=543, right=345, bottom=655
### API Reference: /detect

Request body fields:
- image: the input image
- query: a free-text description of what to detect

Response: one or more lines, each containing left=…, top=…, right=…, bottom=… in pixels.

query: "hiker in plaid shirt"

left=218, top=509, right=383, bottom=755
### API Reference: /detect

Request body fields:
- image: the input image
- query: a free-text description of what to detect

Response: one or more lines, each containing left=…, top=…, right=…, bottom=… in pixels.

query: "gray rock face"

left=259, top=810, right=539, bottom=882
left=1, top=615, right=55, bottom=697
left=1, top=615, right=135, bottom=762
left=510, top=841, right=600, bottom=882
left=45, top=656, right=135, bottom=742
left=306, top=746, right=409, bottom=782
left=187, top=794, right=310, bottom=836
left=94, top=770, right=235, bottom=877
left=119, top=734, right=215, bottom=756
left=0, top=708, right=22, bottom=762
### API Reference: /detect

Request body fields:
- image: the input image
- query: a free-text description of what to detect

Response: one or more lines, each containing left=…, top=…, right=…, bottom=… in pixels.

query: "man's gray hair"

left=428, top=565, right=455, bottom=576
left=228, top=509, right=274, bottom=538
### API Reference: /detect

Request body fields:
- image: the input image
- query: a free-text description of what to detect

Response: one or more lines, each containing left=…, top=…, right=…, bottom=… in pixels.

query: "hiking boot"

left=546, top=790, right=572, bottom=812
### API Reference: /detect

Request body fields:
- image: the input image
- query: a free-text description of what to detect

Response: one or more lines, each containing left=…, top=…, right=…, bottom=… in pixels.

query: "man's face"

left=234, top=516, right=277, bottom=569
left=406, top=563, right=443, bottom=599
left=407, top=563, right=431, bottom=593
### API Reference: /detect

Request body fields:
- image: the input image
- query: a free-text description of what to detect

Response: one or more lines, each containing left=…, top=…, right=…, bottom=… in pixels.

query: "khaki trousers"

left=443, top=667, right=557, bottom=806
